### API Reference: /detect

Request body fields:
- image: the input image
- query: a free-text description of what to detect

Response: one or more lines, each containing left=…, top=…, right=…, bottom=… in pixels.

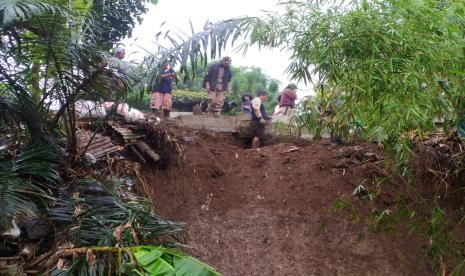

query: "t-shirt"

left=155, top=69, right=175, bottom=94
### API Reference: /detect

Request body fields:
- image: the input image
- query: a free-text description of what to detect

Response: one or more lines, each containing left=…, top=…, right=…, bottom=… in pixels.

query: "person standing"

left=277, top=84, right=298, bottom=116
left=203, top=56, right=233, bottom=117
left=251, top=91, right=271, bottom=149
left=151, top=62, right=176, bottom=118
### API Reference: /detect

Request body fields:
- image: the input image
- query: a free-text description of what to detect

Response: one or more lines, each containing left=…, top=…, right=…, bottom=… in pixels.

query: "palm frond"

left=48, top=179, right=184, bottom=248
left=142, top=17, right=258, bottom=87
left=0, top=146, right=60, bottom=228
left=0, top=0, right=57, bottom=27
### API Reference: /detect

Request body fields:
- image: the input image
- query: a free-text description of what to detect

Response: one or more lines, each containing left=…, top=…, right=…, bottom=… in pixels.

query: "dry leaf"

left=57, top=258, right=64, bottom=270
left=283, top=146, right=300, bottom=153
left=73, top=205, right=83, bottom=217
left=86, top=249, right=96, bottom=273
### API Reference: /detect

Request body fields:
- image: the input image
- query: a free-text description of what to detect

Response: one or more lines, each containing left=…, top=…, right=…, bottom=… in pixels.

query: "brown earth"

left=141, top=126, right=432, bottom=276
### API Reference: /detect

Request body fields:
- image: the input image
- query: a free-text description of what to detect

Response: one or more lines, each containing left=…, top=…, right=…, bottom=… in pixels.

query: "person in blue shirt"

left=150, top=62, right=176, bottom=118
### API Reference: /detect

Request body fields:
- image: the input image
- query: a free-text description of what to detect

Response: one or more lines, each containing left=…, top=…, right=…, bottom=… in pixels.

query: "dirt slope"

left=142, top=128, right=432, bottom=275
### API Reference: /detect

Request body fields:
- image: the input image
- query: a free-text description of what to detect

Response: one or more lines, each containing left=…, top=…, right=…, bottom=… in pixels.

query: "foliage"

left=47, top=244, right=219, bottom=276
left=172, top=90, right=207, bottom=105
left=142, top=17, right=258, bottom=90
left=0, top=0, right=130, bottom=155
left=49, top=179, right=183, bottom=248
left=250, top=0, right=465, bottom=173
left=46, top=179, right=186, bottom=275
left=131, top=246, right=220, bottom=276
left=0, top=1, right=207, bottom=275
left=176, top=62, right=280, bottom=103
left=0, top=146, right=61, bottom=228
left=294, top=96, right=324, bottom=139
left=86, top=0, right=158, bottom=50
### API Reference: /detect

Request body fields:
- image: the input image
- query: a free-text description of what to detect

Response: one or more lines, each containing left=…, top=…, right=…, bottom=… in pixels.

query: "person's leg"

left=214, top=90, right=225, bottom=116
left=251, top=123, right=265, bottom=149
left=257, top=124, right=266, bottom=146
left=207, top=90, right=216, bottom=115
left=161, top=93, right=172, bottom=118
left=252, top=136, right=261, bottom=149
left=150, top=92, right=163, bottom=116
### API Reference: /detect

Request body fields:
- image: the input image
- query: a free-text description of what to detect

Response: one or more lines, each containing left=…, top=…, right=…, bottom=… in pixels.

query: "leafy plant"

left=131, top=246, right=220, bottom=276
left=0, top=146, right=61, bottom=228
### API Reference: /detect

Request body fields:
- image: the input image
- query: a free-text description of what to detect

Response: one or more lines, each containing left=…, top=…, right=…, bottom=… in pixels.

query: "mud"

left=142, top=128, right=432, bottom=275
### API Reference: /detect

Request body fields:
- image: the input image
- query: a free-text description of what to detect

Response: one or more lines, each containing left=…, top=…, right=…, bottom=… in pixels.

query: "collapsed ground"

left=140, top=124, right=434, bottom=275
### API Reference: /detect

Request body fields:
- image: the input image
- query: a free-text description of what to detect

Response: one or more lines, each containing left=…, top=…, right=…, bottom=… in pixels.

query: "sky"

left=121, top=0, right=314, bottom=98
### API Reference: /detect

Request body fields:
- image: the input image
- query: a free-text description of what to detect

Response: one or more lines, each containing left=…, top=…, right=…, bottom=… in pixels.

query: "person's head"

left=162, top=61, right=169, bottom=70
left=286, top=83, right=298, bottom=91
left=220, top=56, right=231, bottom=67
left=242, top=93, right=252, bottom=102
left=115, top=47, right=125, bottom=60
left=257, top=90, right=268, bottom=101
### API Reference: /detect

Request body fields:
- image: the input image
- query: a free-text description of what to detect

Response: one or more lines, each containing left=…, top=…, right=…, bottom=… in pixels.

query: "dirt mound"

left=141, top=126, right=432, bottom=275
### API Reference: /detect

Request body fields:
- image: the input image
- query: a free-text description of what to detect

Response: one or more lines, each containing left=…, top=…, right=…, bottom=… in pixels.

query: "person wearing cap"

left=203, top=56, right=233, bottom=117
left=151, top=61, right=177, bottom=118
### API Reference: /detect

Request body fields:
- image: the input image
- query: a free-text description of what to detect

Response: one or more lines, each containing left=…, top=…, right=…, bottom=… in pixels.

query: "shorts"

left=150, top=92, right=172, bottom=110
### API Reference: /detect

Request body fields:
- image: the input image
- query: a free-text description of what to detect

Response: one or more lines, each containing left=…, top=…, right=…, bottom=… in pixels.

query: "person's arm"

left=203, top=66, right=213, bottom=92
left=226, top=70, right=232, bottom=91
left=252, top=98, right=262, bottom=118
left=252, top=98, right=266, bottom=124
left=290, top=91, right=297, bottom=100
left=159, top=69, right=175, bottom=78
left=262, top=107, right=271, bottom=121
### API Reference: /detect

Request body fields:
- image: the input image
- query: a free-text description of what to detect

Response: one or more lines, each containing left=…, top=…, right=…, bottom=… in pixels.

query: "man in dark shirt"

left=203, top=56, right=233, bottom=117
left=251, top=90, right=271, bottom=149
left=151, top=62, right=176, bottom=118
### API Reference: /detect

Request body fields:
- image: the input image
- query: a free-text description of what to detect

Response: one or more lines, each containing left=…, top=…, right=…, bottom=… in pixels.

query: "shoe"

left=163, top=110, right=170, bottom=118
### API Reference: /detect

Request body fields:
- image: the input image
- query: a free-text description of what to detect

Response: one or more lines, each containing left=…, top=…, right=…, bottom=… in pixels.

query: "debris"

left=334, top=157, right=360, bottom=168
left=86, top=249, right=96, bottom=273
left=200, top=193, right=213, bottom=211
left=130, top=145, right=146, bottom=163
left=182, top=136, right=193, bottom=143
left=283, top=146, right=300, bottom=153
left=20, top=244, right=38, bottom=259
left=136, top=141, right=160, bottom=162
left=77, top=132, right=119, bottom=159
left=364, top=152, right=379, bottom=160
left=57, top=258, right=64, bottom=270
left=112, top=127, right=146, bottom=145
left=23, top=219, right=51, bottom=240
left=83, top=153, right=97, bottom=164
left=352, top=185, right=369, bottom=198
left=2, top=219, right=20, bottom=240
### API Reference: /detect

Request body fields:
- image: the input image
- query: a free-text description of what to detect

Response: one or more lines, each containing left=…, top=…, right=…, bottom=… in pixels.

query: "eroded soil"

left=142, top=128, right=432, bottom=275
